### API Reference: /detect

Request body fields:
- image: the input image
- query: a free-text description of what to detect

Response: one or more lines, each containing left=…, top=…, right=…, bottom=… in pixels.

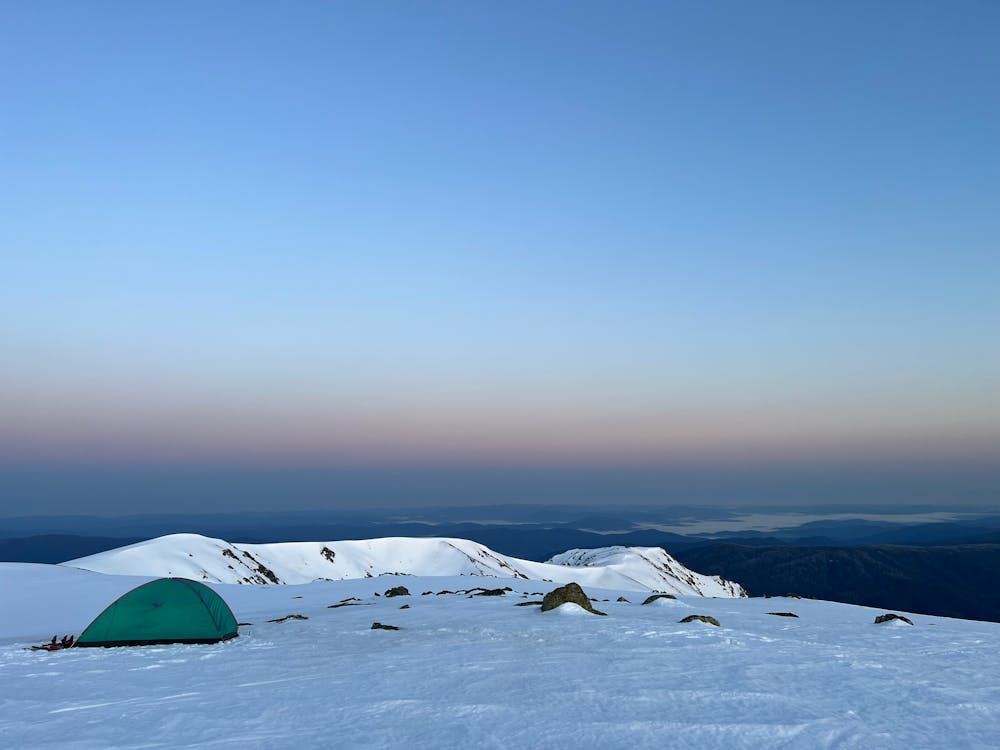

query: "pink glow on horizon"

left=3, top=386, right=998, bottom=467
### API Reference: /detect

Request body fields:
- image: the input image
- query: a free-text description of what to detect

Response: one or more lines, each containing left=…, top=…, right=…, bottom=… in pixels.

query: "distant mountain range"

left=6, top=505, right=1000, bottom=621
left=65, top=534, right=746, bottom=597
left=671, top=543, right=1000, bottom=623
left=65, top=533, right=746, bottom=597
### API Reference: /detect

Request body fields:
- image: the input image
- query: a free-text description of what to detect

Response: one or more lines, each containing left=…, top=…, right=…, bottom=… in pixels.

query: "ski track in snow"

left=2, top=564, right=1000, bottom=749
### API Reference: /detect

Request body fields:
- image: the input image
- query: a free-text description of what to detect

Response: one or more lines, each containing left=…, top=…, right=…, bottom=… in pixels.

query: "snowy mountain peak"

left=65, top=534, right=746, bottom=596
left=547, top=545, right=746, bottom=598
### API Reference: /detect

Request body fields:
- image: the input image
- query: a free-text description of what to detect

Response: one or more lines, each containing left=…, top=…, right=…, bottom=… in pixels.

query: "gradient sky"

left=1, top=2, right=998, bottom=512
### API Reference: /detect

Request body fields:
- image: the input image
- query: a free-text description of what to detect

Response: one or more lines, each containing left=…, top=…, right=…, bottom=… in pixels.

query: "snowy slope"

left=65, top=533, right=746, bottom=596
left=548, top=546, right=745, bottom=597
left=2, top=562, right=1000, bottom=749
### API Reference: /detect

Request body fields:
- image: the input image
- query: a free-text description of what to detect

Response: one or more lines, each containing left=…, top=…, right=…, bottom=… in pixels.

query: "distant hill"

left=65, top=533, right=746, bottom=596
left=0, top=534, right=144, bottom=564
left=672, top=543, right=1000, bottom=622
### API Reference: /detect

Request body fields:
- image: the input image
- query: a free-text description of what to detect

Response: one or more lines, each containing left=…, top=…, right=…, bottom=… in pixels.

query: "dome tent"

left=75, top=578, right=239, bottom=647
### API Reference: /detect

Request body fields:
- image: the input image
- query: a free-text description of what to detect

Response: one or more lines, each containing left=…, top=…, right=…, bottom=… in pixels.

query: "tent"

left=75, top=578, right=239, bottom=647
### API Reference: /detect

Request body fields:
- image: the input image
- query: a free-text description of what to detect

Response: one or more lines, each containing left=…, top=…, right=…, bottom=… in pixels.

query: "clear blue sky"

left=1, top=2, right=998, bottom=511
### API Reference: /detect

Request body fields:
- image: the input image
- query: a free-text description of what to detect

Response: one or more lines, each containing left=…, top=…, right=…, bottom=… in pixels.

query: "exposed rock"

left=678, top=614, right=721, bottom=627
left=422, top=591, right=433, bottom=595
left=267, top=614, right=308, bottom=623
left=875, top=613, right=914, bottom=626
left=384, top=586, right=410, bottom=598
left=321, top=546, right=336, bottom=563
left=327, top=602, right=370, bottom=609
left=515, top=601, right=544, bottom=606
left=541, top=582, right=606, bottom=616
left=237, top=622, right=253, bottom=626
left=767, top=612, right=799, bottom=618
left=399, top=604, right=410, bottom=609
left=785, top=593, right=803, bottom=599
left=456, top=586, right=514, bottom=596
left=471, top=588, right=509, bottom=597
left=371, top=622, right=400, bottom=631
left=435, top=590, right=455, bottom=595
left=617, top=596, right=630, bottom=603
left=642, top=593, right=677, bottom=605
left=240, top=550, right=281, bottom=584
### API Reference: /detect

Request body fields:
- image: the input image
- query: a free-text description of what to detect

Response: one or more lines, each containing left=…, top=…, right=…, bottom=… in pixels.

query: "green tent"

left=75, top=578, right=239, bottom=647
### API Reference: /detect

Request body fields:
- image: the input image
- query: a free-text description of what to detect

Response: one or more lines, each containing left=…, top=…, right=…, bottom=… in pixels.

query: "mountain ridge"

left=65, top=533, right=746, bottom=596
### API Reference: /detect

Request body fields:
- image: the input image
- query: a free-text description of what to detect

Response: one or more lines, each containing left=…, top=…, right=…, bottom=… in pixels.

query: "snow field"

left=2, top=566, right=1000, bottom=749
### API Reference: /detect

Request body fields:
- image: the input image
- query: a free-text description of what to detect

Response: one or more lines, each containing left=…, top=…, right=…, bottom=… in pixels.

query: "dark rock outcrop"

left=384, top=586, right=410, bottom=598
left=540, top=582, right=606, bottom=616
left=472, top=588, right=511, bottom=596
left=641, top=593, right=677, bottom=605
left=678, top=614, right=720, bottom=627
left=267, top=614, right=308, bottom=623
left=767, top=612, right=799, bottom=618
left=875, top=613, right=914, bottom=625
left=371, top=622, right=400, bottom=631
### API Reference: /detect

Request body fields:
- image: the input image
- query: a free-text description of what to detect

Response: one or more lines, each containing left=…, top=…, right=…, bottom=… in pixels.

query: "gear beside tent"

left=74, top=578, right=239, bottom=647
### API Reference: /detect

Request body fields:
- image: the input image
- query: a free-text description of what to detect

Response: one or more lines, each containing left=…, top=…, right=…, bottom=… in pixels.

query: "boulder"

left=617, top=596, right=630, bottom=603
left=874, top=613, right=913, bottom=626
left=641, top=593, right=677, bottom=605
left=678, top=614, right=720, bottom=627
left=540, top=582, right=606, bottom=616
left=371, top=622, right=400, bottom=631
left=384, top=586, right=411, bottom=598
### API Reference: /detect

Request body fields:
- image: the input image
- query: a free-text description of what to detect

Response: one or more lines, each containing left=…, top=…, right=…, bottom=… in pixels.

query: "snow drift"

left=65, top=533, right=746, bottom=596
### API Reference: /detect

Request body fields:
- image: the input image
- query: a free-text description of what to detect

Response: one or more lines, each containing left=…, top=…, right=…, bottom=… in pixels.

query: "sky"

left=1, top=2, right=998, bottom=514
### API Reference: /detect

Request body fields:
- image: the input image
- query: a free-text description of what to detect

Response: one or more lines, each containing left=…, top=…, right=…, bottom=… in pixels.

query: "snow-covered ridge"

left=547, top=546, right=745, bottom=598
left=65, top=533, right=746, bottom=596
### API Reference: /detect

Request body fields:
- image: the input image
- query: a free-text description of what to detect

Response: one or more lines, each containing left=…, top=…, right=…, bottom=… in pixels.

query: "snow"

left=3, top=541, right=1000, bottom=748
left=547, top=545, right=744, bottom=597
left=65, top=534, right=745, bottom=596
